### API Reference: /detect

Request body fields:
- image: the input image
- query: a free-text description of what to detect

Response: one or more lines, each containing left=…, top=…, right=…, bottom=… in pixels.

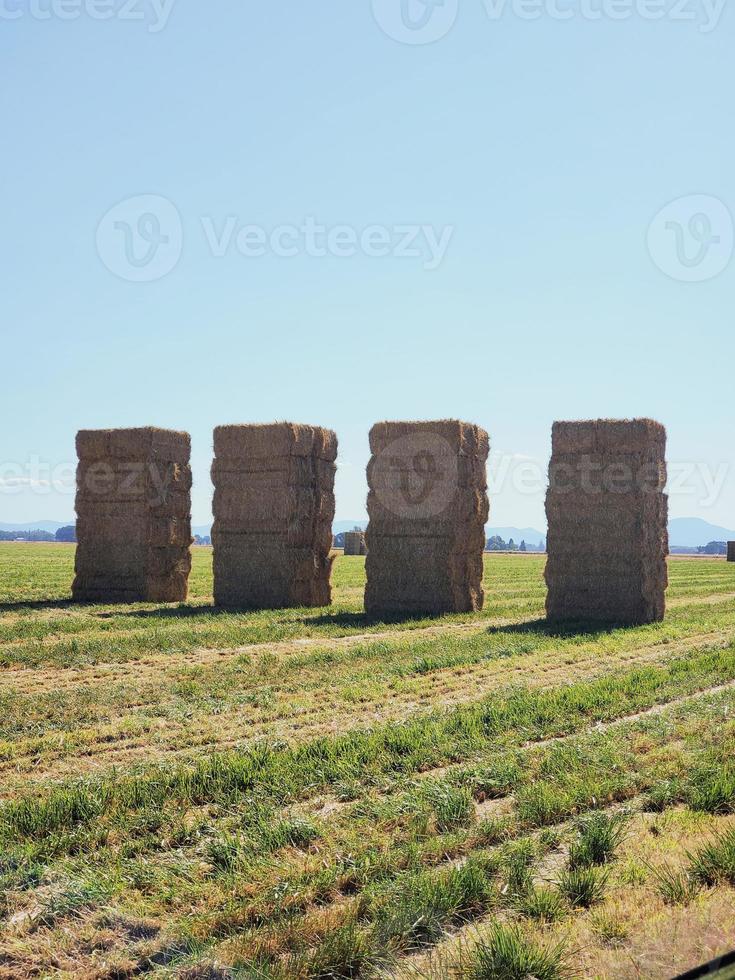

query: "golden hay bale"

left=545, top=419, right=668, bottom=625
left=72, top=428, right=192, bottom=603
left=344, top=531, right=366, bottom=556
left=211, top=423, right=337, bottom=609
left=364, top=420, right=489, bottom=616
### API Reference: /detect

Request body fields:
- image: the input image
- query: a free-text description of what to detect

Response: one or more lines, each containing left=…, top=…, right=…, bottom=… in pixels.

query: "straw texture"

left=545, top=418, right=668, bottom=624
left=364, top=420, right=489, bottom=616
left=72, top=428, right=192, bottom=603
left=211, top=423, right=337, bottom=609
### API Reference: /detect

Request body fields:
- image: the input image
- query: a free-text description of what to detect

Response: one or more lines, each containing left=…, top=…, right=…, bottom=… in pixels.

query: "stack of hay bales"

left=72, top=428, right=192, bottom=603
left=344, top=531, right=367, bottom=556
left=365, top=420, right=489, bottom=616
left=545, top=419, right=668, bottom=624
left=211, top=423, right=337, bottom=609
left=728, top=542, right=735, bottom=563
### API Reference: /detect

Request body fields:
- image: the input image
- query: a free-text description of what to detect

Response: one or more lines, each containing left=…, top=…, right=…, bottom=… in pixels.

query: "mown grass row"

left=3, top=684, right=733, bottom=978
left=1, top=589, right=732, bottom=682
left=1, top=549, right=731, bottom=671
left=2, top=550, right=735, bottom=978
left=185, top=694, right=734, bottom=941
left=2, top=593, right=735, bottom=751
left=144, top=697, right=735, bottom=978
left=3, top=640, right=735, bottom=847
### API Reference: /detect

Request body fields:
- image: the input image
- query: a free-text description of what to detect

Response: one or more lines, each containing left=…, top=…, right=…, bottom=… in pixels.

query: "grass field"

left=1, top=543, right=734, bottom=979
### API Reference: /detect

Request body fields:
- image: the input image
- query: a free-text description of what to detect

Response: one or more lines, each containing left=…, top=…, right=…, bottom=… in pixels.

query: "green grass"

left=367, top=858, right=496, bottom=950
left=4, top=643, right=735, bottom=848
left=688, top=826, right=735, bottom=886
left=646, top=862, right=700, bottom=905
left=0, top=545, right=734, bottom=979
left=567, top=812, right=628, bottom=868
left=457, top=923, right=574, bottom=980
left=557, top=866, right=609, bottom=908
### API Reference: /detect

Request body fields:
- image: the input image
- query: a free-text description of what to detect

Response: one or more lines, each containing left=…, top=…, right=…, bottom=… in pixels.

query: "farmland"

left=1, top=544, right=734, bottom=978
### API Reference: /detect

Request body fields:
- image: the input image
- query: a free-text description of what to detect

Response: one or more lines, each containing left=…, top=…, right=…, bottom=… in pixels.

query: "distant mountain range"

left=0, top=521, right=72, bottom=533
left=486, top=526, right=546, bottom=546
left=2, top=517, right=733, bottom=549
left=304, top=519, right=735, bottom=549
left=666, top=518, right=735, bottom=548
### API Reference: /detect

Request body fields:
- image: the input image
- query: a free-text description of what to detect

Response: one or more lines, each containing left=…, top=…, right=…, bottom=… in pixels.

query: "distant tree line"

left=2, top=526, right=548, bottom=553
left=697, top=540, right=727, bottom=555
left=331, top=532, right=547, bottom=552
left=0, top=529, right=57, bottom=542
left=486, top=536, right=545, bottom=553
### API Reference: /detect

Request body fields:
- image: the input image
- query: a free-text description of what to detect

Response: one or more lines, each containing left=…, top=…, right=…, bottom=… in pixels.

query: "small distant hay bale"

left=728, top=542, right=735, bottom=563
left=545, top=418, right=668, bottom=625
left=72, top=427, right=192, bottom=603
left=364, top=420, right=489, bottom=616
left=211, top=423, right=337, bottom=609
left=344, top=531, right=367, bottom=556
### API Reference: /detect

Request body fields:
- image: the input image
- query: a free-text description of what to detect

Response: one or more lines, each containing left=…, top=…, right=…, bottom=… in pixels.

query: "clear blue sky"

left=2, top=1, right=733, bottom=530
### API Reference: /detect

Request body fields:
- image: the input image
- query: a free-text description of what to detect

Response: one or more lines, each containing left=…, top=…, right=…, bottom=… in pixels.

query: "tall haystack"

left=364, top=420, right=489, bottom=616
left=72, top=428, right=192, bottom=603
left=344, top=530, right=367, bottom=556
left=728, top=542, right=735, bottom=563
left=545, top=419, right=668, bottom=624
left=212, top=423, right=337, bottom=609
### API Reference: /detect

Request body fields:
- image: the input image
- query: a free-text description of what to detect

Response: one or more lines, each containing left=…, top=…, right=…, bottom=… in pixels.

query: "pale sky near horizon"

left=2, top=1, right=733, bottom=530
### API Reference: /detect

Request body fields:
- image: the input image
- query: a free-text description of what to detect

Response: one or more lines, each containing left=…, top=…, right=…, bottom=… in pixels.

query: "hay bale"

left=545, top=419, right=668, bottom=625
left=344, top=531, right=366, bottom=556
left=728, top=542, right=735, bottom=563
left=72, top=428, right=192, bottom=603
left=211, top=423, right=337, bottom=609
left=364, top=420, right=489, bottom=616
